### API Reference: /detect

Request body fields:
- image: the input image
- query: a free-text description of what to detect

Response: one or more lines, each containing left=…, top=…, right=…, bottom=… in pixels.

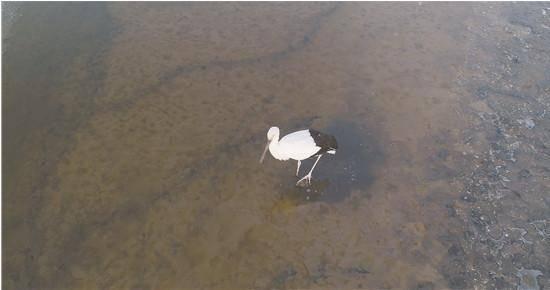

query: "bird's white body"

left=269, top=129, right=320, bottom=161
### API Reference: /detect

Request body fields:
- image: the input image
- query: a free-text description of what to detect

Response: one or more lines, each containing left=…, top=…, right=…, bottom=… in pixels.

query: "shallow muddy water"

left=3, top=3, right=549, bottom=290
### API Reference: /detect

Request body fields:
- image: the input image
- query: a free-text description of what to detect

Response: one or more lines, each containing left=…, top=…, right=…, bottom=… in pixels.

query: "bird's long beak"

left=259, top=141, right=270, bottom=163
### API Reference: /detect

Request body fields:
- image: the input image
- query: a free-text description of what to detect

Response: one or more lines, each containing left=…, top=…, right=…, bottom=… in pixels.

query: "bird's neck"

left=269, top=138, right=288, bottom=160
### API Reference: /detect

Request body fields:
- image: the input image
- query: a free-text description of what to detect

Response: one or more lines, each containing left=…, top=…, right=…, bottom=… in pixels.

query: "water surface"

left=3, top=3, right=549, bottom=289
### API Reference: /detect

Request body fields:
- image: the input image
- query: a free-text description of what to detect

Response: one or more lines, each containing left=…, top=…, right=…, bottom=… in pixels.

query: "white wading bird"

left=259, top=126, right=338, bottom=185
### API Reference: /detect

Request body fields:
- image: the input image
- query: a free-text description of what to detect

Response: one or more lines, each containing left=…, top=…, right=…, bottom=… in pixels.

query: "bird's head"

left=267, top=126, right=280, bottom=141
left=260, top=126, right=279, bottom=163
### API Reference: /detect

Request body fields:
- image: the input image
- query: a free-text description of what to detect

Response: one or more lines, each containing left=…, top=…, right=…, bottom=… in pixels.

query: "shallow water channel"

left=3, top=3, right=549, bottom=289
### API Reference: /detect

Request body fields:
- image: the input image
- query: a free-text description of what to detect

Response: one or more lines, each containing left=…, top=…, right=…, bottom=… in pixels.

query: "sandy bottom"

left=4, top=3, right=549, bottom=289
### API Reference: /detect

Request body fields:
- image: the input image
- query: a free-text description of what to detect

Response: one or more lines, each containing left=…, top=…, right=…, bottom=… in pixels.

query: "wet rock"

left=427, top=164, right=457, bottom=181
left=448, top=276, right=468, bottom=290
left=437, top=149, right=450, bottom=160
left=470, top=209, right=490, bottom=229
left=269, top=266, right=297, bottom=289
left=475, top=87, right=490, bottom=99
left=460, top=194, right=477, bottom=203
left=440, top=243, right=472, bottom=290
left=347, top=266, right=370, bottom=275
left=415, top=281, right=435, bottom=290
left=518, top=118, right=535, bottom=129
left=445, top=203, right=458, bottom=217
left=516, top=268, right=543, bottom=290
left=518, top=169, right=532, bottom=179
left=310, top=261, right=328, bottom=284
left=447, top=244, right=465, bottom=257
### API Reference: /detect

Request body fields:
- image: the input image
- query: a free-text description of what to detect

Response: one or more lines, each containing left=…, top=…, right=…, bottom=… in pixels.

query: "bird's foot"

left=296, top=174, right=312, bottom=186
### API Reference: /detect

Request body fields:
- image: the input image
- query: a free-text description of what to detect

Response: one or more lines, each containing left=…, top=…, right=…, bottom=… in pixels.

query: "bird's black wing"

left=309, top=129, right=338, bottom=156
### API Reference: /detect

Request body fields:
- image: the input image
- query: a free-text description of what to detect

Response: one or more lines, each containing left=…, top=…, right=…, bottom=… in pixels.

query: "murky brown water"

left=4, top=3, right=549, bottom=290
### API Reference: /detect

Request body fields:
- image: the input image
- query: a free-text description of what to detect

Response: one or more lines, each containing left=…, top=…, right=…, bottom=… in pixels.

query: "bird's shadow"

left=277, top=119, right=384, bottom=205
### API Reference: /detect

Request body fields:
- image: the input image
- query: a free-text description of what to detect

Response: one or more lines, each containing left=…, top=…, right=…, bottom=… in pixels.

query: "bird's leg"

left=297, top=155, right=322, bottom=185
left=296, top=160, right=301, bottom=177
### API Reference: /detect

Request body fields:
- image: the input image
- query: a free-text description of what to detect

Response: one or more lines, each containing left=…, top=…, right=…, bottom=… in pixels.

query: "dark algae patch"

left=279, top=119, right=383, bottom=204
